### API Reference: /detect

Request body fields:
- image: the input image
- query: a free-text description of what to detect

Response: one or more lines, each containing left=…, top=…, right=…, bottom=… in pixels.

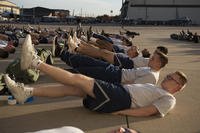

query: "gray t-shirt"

left=121, top=67, right=160, bottom=85
left=123, top=83, right=176, bottom=117
left=132, top=56, right=149, bottom=68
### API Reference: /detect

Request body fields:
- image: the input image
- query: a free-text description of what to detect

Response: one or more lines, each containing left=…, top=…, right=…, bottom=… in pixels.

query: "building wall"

left=178, top=8, right=200, bottom=24
left=124, top=0, right=200, bottom=24
left=129, top=0, right=174, bottom=5
left=129, top=0, right=200, bottom=5
left=147, top=8, right=176, bottom=20
left=0, top=0, right=20, bottom=14
left=174, top=0, right=200, bottom=5
left=127, top=7, right=146, bottom=19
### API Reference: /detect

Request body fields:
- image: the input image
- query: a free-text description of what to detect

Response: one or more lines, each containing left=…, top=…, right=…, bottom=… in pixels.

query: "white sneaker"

left=67, top=35, right=78, bottom=53
left=73, top=32, right=81, bottom=45
left=80, top=35, right=87, bottom=42
left=4, top=74, right=32, bottom=104
left=52, top=35, right=57, bottom=57
left=21, top=34, right=35, bottom=70
left=21, top=34, right=41, bottom=70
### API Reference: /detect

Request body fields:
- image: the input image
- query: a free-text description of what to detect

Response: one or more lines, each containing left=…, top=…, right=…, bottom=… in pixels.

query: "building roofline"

left=22, top=6, right=69, bottom=12
left=0, top=0, right=19, bottom=7
left=130, top=4, right=200, bottom=8
left=0, top=4, right=20, bottom=9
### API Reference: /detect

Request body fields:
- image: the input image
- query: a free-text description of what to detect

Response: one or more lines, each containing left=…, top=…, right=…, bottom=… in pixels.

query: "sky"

left=9, top=0, right=123, bottom=17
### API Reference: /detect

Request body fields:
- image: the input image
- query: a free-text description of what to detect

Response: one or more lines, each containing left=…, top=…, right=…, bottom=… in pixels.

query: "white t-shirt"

left=121, top=67, right=160, bottom=85
left=132, top=56, right=149, bottom=68
left=111, top=37, right=123, bottom=46
left=123, top=83, right=176, bottom=117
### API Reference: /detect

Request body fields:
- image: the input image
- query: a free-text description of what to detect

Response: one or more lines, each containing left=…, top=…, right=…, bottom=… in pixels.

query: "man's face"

left=161, top=73, right=182, bottom=91
left=127, top=46, right=139, bottom=58
left=148, top=52, right=161, bottom=68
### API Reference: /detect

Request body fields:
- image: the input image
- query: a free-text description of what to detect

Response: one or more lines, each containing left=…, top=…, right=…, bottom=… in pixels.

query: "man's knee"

left=74, top=74, right=95, bottom=97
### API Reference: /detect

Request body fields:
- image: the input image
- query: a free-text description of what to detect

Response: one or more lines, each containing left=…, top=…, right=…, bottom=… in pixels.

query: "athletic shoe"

left=67, top=35, right=78, bottom=53
left=52, top=35, right=57, bottom=57
left=21, top=34, right=35, bottom=70
left=80, top=35, right=87, bottom=42
left=4, top=74, right=31, bottom=104
left=21, top=34, right=41, bottom=70
left=73, top=32, right=80, bottom=45
left=87, top=26, right=93, bottom=41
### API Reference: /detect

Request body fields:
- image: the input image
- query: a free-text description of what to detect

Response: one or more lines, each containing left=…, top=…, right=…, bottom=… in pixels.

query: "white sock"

left=31, top=55, right=42, bottom=68
left=90, top=37, right=97, bottom=43
left=25, top=87, right=34, bottom=97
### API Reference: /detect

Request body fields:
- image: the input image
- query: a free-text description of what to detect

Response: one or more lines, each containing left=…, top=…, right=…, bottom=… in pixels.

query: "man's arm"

left=112, top=105, right=159, bottom=117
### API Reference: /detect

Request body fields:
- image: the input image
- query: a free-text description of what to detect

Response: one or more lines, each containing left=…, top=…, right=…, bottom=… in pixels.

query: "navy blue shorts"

left=60, top=51, right=110, bottom=68
left=75, top=64, right=122, bottom=84
left=83, top=80, right=131, bottom=113
left=113, top=45, right=125, bottom=53
left=114, top=53, right=134, bottom=69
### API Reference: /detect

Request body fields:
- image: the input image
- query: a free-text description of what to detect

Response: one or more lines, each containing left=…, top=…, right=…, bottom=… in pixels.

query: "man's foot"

left=21, top=34, right=42, bottom=70
left=73, top=32, right=80, bottom=45
left=4, top=74, right=32, bottom=104
left=80, top=35, right=87, bottom=42
left=87, top=26, right=93, bottom=41
left=52, top=35, right=57, bottom=57
left=67, top=35, right=78, bottom=53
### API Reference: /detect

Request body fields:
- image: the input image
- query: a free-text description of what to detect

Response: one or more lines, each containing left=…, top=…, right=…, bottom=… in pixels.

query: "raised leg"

left=33, top=84, right=86, bottom=98
left=37, top=62, right=95, bottom=98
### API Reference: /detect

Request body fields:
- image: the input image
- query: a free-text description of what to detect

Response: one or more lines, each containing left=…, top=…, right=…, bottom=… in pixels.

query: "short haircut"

left=175, top=71, right=188, bottom=86
left=157, top=46, right=168, bottom=55
left=155, top=50, right=168, bottom=68
left=132, top=45, right=140, bottom=56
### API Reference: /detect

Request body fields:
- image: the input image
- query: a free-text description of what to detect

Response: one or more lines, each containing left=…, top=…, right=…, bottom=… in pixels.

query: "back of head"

left=155, top=50, right=168, bottom=68
left=157, top=46, right=168, bottom=55
left=175, top=71, right=188, bottom=88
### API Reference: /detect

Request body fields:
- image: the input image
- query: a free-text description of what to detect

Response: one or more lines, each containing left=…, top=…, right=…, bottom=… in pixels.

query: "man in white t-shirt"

left=4, top=35, right=187, bottom=117
left=69, top=36, right=168, bottom=69
left=60, top=50, right=168, bottom=85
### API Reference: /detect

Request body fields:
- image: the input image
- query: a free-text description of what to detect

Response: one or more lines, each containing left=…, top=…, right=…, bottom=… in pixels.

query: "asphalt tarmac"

left=0, top=26, right=200, bottom=133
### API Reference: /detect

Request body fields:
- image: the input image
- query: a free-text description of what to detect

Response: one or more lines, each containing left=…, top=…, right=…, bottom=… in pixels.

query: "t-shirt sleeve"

left=121, top=68, right=155, bottom=84
left=153, top=95, right=176, bottom=117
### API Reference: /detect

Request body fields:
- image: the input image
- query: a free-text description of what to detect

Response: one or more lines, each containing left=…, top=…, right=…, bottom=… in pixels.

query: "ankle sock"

left=31, top=55, right=42, bottom=68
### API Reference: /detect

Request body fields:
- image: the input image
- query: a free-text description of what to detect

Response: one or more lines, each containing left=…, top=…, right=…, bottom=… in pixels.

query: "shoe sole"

left=52, top=36, right=57, bottom=57
left=4, top=75, right=25, bottom=104
left=20, top=34, right=35, bottom=70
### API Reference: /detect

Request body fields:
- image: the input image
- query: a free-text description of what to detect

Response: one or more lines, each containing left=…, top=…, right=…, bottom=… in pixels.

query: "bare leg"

left=33, top=84, right=86, bottom=98
left=37, top=63, right=96, bottom=98
left=77, top=43, right=115, bottom=64
left=4, top=75, right=87, bottom=104
left=96, top=39, right=113, bottom=51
